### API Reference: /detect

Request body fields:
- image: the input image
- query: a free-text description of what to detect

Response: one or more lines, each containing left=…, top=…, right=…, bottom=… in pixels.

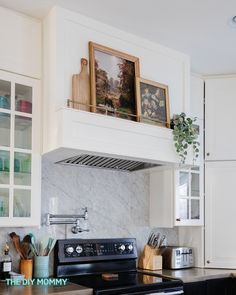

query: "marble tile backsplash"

left=0, top=156, right=178, bottom=273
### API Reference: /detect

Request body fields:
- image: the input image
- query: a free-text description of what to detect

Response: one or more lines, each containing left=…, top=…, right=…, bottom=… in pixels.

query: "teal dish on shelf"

left=0, top=96, right=10, bottom=110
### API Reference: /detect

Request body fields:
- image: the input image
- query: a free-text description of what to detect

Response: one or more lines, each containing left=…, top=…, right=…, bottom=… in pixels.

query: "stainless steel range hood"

left=57, top=153, right=161, bottom=172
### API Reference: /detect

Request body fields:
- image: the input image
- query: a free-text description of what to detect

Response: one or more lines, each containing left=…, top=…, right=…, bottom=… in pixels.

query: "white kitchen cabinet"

left=150, top=168, right=174, bottom=228
left=150, top=165, right=204, bottom=227
left=205, top=161, right=236, bottom=268
left=205, top=76, right=236, bottom=161
left=175, top=166, right=204, bottom=226
left=0, top=70, right=41, bottom=227
left=0, top=7, right=41, bottom=79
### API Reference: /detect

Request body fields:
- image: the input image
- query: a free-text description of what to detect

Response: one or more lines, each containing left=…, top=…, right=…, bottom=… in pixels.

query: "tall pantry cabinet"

left=205, top=76, right=236, bottom=268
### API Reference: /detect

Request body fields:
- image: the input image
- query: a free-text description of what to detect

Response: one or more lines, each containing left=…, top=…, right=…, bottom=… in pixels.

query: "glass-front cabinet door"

left=0, top=70, right=41, bottom=227
left=175, top=166, right=203, bottom=226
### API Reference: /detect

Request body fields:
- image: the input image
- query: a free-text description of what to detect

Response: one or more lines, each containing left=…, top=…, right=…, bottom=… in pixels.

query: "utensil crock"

left=20, top=259, right=33, bottom=279
left=33, top=256, right=49, bottom=278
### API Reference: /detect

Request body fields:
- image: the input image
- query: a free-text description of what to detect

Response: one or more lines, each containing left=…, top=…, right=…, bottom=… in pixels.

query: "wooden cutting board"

left=72, top=58, right=90, bottom=111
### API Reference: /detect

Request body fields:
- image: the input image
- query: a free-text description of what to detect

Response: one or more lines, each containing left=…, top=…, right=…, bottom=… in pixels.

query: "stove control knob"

left=126, top=244, right=133, bottom=251
left=76, top=245, right=83, bottom=254
left=65, top=246, right=74, bottom=255
left=118, top=244, right=125, bottom=252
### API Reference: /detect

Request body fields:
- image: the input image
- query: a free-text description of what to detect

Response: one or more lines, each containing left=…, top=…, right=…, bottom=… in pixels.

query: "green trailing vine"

left=171, top=112, right=200, bottom=163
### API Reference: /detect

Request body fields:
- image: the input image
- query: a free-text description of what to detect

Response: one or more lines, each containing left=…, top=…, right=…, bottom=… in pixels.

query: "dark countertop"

left=139, top=267, right=236, bottom=283
left=0, top=282, right=92, bottom=295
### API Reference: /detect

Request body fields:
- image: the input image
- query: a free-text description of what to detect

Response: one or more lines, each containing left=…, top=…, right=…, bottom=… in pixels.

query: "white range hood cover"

left=43, top=108, right=184, bottom=170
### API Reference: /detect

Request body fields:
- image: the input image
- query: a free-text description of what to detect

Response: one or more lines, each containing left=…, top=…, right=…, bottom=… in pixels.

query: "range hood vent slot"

left=57, top=154, right=161, bottom=172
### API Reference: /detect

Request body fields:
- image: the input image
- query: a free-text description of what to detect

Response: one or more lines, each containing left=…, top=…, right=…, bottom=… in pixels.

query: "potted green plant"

left=171, top=112, right=200, bottom=164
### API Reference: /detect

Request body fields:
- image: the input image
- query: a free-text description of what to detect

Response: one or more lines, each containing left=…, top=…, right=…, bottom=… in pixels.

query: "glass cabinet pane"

left=0, top=188, right=9, bottom=217
left=179, top=172, right=189, bottom=196
left=14, top=152, right=31, bottom=185
left=191, top=173, right=200, bottom=196
left=13, top=189, right=31, bottom=217
left=0, top=150, right=10, bottom=184
left=191, top=199, right=200, bottom=220
left=0, top=113, right=10, bottom=147
left=15, top=116, right=32, bottom=149
left=15, top=84, right=32, bottom=114
left=179, top=198, right=189, bottom=220
left=0, top=80, right=11, bottom=110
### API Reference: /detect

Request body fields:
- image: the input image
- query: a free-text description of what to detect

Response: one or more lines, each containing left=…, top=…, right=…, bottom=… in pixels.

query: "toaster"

left=161, top=246, right=194, bottom=269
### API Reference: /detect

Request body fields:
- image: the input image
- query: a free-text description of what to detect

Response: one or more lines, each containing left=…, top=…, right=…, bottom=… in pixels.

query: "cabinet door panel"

left=14, top=152, right=31, bottom=186
left=0, top=188, right=9, bottom=217
left=179, top=171, right=189, bottom=196
left=15, top=116, right=32, bottom=149
left=205, top=77, right=236, bottom=160
left=0, top=150, right=10, bottom=184
left=13, top=189, right=31, bottom=217
left=191, top=199, right=200, bottom=220
left=0, top=112, right=11, bottom=147
left=205, top=162, right=236, bottom=268
left=0, top=79, right=11, bottom=110
left=0, top=70, right=41, bottom=227
left=175, top=167, right=204, bottom=226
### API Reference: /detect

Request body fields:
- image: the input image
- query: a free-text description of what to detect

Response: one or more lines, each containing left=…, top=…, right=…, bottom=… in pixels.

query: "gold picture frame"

left=136, top=77, right=170, bottom=128
left=89, top=42, right=140, bottom=121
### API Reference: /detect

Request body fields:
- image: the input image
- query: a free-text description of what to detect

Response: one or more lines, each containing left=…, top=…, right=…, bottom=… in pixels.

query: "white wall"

left=190, top=74, right=204, bottom=120
left=43, top=7, right=191, bottom=152
left=178, top=227, right=205, bottom=267
left=0, top=7, right=41, bottom=79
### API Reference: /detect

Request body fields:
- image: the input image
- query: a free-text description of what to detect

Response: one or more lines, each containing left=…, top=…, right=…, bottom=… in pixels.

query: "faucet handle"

left=71, top=226, right=90, bottom=234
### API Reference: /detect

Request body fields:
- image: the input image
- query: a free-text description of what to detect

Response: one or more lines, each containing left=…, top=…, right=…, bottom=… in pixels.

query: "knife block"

left=138, top=244, right=163, bottom=270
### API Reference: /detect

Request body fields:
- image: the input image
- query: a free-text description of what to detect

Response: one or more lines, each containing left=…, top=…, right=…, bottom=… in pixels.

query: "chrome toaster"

left=162, top=246, right=194, bottom=269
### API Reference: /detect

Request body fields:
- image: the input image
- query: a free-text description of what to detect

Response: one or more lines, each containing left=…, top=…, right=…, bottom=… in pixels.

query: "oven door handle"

left=153, top=291, right=183, bottom=295
left=166, top=292, right=183, bottom=295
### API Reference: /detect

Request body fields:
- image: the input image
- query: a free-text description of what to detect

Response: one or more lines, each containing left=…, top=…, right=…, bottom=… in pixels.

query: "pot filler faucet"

left=46, top=207, right=89, bottom=234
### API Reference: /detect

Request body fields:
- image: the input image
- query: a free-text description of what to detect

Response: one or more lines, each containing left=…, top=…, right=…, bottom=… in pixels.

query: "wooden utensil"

left=9, top=232, right=24, bottom=259
left=21, top=242, right=30, bottom=259
left=21, top=235, right=32, bottom=259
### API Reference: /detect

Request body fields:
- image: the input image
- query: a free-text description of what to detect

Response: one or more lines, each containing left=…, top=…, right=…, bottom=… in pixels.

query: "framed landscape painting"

left=89, top=42, right=140, bottom=120
left=136, top=77, right=170, bottom=128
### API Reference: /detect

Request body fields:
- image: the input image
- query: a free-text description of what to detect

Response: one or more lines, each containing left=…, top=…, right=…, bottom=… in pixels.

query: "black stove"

left=54, top=238, right=184, bottom=295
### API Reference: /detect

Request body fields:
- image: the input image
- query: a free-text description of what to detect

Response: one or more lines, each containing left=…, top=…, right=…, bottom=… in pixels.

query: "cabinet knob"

left=206, top=152, right=210, bottom=156
left=206, top=260, right=210, bottom=264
